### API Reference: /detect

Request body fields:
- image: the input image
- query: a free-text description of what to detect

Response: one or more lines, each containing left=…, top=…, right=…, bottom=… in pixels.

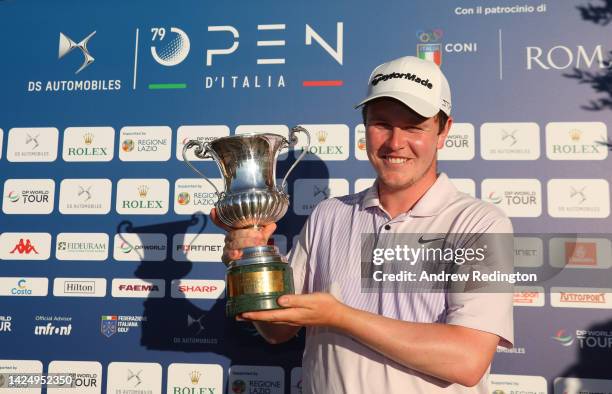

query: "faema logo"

left=554, top=377, right=612, bottom=393
left=0, top=277, right=48, bottom=296
left=136, top=22, right=343, bottom=91
left=166, top=363, right=222, bottom=394
left=481, top=179, right=542, bottom=217
left=489, top=374, right=547, bottom=394
left=449, top=178, right=476, bottom=198
left=27, top=30, right=122, bottom=93
left=55, top=233, right=109, bottom=261
left=551, top=287, right=612, bottom=309
left=170, top=279, right=225, bottom=299
left=293, top=178, right=349, bottom=215
left=107, top=362, right=162, bottom=394
left=47, top=360, right=102, bottom=393
left=59, top=178, right=112, bottom=214
left=0, top=232, right=51, bottom=260
left=62, top=127, right=115, bottom=162
left=546, top=122, right=608, bottom=160
left=116, top=179, right=169, bottom=215
left=176, top=125, right=230, bottom=161
left=53, top=278, right=106, bottom=298
left=113, top=233, right=167, bottom=261
left=526, top=44, right=609, bottom=70
left=438, top=123, right=475, bottom=161
left=547, top=179, right=610, bottom=218
left=172, top=233, right=224, bottom=262
left=229, top=365, right=284, bottom=394
left=549, top=237, right=612, bottom=269
left=480, top=122, right=540, bottom=160
left=119, top=126, right=172, bottom=161
left=174, top=178, right=223, bottom=215
left=111, top=278, right=165, bottom=298
left=296, top=124, right=349, bottom=161
left=2, top=179, right=55, bottom=214
left=7, top=127, right=59, bottom=162
left=552, top=329, right=574, bottom=346
left=513, top=286, right=545, bottom=307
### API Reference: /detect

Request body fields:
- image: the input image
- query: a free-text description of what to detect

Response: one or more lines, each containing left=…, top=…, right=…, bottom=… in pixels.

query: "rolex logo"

left=569, top=129, right=582, bottom=142
left=83, top=133, right=94, bottom=145
left=138, top=185, right=149, bottom=198
left=189, top=371, right=201, bottom=384
left=317, top=130, right=328, bottom=143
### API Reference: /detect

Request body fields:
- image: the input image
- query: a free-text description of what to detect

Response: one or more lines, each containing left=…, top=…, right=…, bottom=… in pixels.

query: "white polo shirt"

left=288, top=173, right=514, bottom=394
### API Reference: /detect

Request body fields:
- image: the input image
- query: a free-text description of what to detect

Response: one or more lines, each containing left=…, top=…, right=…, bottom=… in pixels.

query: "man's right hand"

left=210, top=208, right=277, bottom=265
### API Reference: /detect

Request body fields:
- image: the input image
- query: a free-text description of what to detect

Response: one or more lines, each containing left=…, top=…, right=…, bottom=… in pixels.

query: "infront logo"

left=58, top=31, right=97, bottom=74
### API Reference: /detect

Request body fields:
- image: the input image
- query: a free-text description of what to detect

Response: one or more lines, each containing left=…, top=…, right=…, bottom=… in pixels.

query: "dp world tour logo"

left=552, top=329, right=574, bottom=346
left=120, top=242, right=133, bottom=253
left=101, top=315, right=118, bottom=337
left=58, top=31, right=96, bottom=74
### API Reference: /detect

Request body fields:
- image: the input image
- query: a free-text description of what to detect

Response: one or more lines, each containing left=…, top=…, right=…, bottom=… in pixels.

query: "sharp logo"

left=58, top=31, right=96, bottom=74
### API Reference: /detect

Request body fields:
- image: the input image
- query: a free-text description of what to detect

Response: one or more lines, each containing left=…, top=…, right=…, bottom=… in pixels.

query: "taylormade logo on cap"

left=355, top=56, right=452, bottom=117
left=370, top=72, right=434, bottom=89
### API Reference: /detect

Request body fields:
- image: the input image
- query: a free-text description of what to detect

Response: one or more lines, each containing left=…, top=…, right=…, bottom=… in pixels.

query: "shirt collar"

left=361, top=173, right=459, bottom=217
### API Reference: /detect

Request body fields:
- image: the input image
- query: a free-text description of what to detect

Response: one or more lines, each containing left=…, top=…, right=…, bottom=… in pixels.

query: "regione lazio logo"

left=547, top=179, right=610, bottom=218
left=546, top=122, right=608, bottom=160
left=228, top=365, right=284, bottom=394
left=101, top=315, right=118, bottom=337
left=293, top=179, right=349, bottom=215
left=439, top=123, right=475, bottom=161
left=7, top=127, right=59, bottom=162
left=174, top=178, right=223, bottom=215
left=166, top=363, right=223, bottom=394
left=296, top=124, right=349, bottom=161
left=58, top=31, right=96, bottom=74
left=480, top=122, right=540, bottom=160
left=62, top=127, right=115, bottom=162
left=59, top=179, right=112, bottom=214
left=481, top=179, right=542, bottom=217
left=2, top=179, right=55, bottom=214
left=119, top=126, right=172, bottom=161
left=116, top=179, right=169, bottom=215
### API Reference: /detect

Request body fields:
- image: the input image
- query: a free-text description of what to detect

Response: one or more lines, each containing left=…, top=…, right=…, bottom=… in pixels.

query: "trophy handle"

left=182, top=140, right=221, bottom=197
left=281, top=126, right=311, bottom=190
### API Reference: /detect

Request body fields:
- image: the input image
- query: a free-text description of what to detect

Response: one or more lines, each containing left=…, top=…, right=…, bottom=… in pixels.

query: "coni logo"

left=552, top=329, right=574, bottom=347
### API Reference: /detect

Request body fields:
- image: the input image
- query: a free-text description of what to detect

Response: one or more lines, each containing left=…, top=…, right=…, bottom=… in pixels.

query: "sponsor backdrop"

left=0, top=0, right=611, bottom=393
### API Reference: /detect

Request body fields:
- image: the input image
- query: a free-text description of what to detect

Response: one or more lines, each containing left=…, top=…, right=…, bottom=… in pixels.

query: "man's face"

left=365, top=98, right=450, bottom=192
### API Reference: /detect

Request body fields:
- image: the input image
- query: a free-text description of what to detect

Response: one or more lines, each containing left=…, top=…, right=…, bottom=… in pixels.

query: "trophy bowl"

left=182, top=126, right=311, bottom=317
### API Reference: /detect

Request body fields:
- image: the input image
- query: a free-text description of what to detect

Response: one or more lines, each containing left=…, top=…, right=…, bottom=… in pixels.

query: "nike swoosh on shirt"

left=417, top=236, right=446, bottom=244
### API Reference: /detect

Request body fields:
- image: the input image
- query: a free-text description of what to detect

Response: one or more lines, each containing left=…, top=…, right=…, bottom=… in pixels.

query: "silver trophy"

left=182, top=126, right=311, bottom=317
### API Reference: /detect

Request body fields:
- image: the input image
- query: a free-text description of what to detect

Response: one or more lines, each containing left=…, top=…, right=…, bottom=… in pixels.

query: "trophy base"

left=226, top=246, right=294, bottom=318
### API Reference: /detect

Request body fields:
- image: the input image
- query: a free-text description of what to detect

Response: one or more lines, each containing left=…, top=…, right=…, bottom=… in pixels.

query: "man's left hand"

left=239, top=292, right=347, bottom=328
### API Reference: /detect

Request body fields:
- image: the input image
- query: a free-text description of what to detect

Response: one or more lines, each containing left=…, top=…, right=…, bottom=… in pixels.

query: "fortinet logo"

left=176, top=244, right=222, bottom=252
left=371, top=72, right=433, bottom=89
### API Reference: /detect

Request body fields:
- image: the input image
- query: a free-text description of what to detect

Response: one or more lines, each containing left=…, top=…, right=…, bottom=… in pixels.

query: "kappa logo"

left=10, top=239, right=39, bottom=255
left=58, top=31, right=96, bottom=74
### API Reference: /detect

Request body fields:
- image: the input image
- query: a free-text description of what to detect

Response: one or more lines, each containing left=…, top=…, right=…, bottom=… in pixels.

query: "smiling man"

left=214, top=56, right=514, bottom=393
